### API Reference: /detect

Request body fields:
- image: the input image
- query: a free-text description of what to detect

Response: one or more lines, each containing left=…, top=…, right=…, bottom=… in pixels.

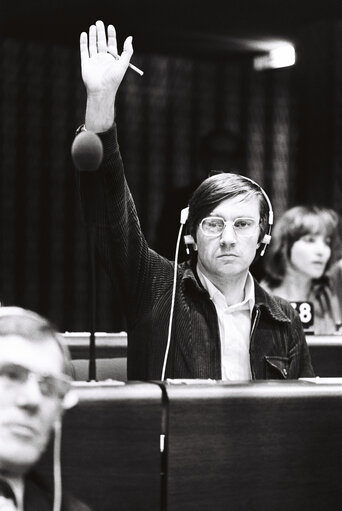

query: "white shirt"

left=197, top=267, right=255, bottom=380
left=0, top=475, right=24, bottom=511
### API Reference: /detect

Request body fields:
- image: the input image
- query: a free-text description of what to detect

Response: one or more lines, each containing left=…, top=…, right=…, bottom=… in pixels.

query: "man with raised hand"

left=77, top=20, right=314, bottom=381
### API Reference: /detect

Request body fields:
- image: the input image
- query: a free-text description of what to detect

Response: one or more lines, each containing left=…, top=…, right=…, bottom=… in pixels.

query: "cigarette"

left=129, top=62, right=144, bottom=76
left=107, top=50, right=144, bottom=76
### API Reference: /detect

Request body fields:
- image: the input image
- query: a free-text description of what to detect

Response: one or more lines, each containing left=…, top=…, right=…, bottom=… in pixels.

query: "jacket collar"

left=182, top=261, right=291, bottom=324
left=254, top=280, right=291, bottom=322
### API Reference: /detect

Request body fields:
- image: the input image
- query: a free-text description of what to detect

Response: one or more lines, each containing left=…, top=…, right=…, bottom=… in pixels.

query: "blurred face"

left=290, top=233, right=331, bottom=280
left=196, top=194, right=261, bottom=283
left=0, top=336, right=65, bottom=475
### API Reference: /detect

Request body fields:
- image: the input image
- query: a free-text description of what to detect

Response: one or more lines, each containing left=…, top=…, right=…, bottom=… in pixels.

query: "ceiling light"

left=253, top=44, right=296, bottom=70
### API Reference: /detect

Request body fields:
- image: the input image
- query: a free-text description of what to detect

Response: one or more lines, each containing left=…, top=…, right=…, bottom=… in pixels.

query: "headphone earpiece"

left=181, top=208, right=198, bottom=254
left=183, top=234, right=194, bottom=245
left=259, top=233, right=272, bottom=257
left=183, top=234, right=197, bottom=252
left=261, top=233, right=272, bottom=246
left=62, top=389, right=79, bottom=410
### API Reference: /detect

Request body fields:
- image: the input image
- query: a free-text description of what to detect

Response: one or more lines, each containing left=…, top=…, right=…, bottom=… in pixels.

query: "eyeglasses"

left=200, top=216, right=259, bottom=237
left=0, top=362, right=71, bottom=399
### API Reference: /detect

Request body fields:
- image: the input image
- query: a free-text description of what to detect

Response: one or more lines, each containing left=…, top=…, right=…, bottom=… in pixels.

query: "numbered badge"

left=290, top=301, right=314, bottom=332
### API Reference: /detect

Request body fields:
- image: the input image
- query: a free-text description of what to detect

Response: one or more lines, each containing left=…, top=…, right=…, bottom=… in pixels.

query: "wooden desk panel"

left=71, top=357, right=127, bottom=381
left=38, top=382, right=162, bottom=511
left=62, top=332, right=342, bottom=380
left=62, top=332, right=127, bottom=359
left=63, top=333, right=342, bottom=378
left=307, top=337, right=342, bottom=376
left=163, top=381, right=342, bottom=511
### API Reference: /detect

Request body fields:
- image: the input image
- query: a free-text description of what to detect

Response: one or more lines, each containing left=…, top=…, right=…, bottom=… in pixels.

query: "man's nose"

left=15, top=375, right=43, bottom=410
left=220, top=222, right=237, bottom=244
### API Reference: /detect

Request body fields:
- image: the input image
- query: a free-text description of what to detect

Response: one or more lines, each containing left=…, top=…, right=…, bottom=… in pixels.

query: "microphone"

left=71, top=130, right=103, bottom=171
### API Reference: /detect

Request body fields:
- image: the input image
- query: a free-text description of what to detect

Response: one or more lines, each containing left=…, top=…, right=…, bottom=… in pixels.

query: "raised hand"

left=80, top=20, right=133, bottom=96
left=80, top=20, right=133, bottom=95
left=80, top=20, right=133, bottom=131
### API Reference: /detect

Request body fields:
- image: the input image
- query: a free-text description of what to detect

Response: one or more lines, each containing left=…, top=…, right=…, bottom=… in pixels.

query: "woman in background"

left=261, top=206, right=342, bottom=334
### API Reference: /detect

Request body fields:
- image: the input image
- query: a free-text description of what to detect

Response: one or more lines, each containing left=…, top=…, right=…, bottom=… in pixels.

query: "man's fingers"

left=80, top=32, right=89, bottom=63
left=88, top=24, right=97, bottom=57
left=96, top=20, right=107, bottom=53
left=121, top=36, right=134, bottom=65
left=107, top=25, right=118, bottom=59
left=81, top=22, right=135, bottom=79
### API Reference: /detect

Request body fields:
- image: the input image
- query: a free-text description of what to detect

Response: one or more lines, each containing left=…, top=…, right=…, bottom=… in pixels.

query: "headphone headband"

left=242, top=175, right=273, bottom=226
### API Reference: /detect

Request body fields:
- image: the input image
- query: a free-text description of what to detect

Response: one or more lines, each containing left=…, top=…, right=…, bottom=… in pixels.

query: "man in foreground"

left=0, top=306, right=89, bottom=511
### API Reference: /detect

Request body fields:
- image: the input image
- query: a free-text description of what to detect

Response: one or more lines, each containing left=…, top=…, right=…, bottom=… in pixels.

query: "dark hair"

left=187, top=172, right=270, bottom=243
left=263, top=206, right=340, bottom=287
left=0, top=307, right=73, bottom=377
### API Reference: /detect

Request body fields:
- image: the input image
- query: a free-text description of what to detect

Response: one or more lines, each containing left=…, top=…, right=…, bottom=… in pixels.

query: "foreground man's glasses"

left=0, top=362, right=71, bottom=399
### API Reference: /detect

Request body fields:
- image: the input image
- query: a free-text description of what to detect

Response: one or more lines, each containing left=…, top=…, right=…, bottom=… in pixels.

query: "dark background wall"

left=0, top=2, right=341, bottom=332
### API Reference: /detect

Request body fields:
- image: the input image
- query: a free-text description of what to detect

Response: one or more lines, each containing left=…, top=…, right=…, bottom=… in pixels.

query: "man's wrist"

left=85, top=92, right=116, bottom=132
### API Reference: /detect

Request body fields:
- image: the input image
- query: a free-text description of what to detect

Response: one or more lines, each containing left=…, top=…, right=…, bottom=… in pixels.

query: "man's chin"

left=0, top=441, right=45, bottom=475
left=217, top=259, right=242, bottom=273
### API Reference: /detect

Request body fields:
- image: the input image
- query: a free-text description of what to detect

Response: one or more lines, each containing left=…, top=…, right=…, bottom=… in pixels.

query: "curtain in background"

left=0, top=38, right=295, bottom=331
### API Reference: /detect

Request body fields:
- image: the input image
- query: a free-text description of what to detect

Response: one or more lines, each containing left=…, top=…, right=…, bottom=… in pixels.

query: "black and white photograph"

left=0, top=1, right=342, bottom=509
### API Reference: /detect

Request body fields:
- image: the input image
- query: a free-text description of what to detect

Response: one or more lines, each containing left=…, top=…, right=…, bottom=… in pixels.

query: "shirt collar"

left=0, top=474, right=24, bottom=511
left=196, top=265, right=255, bottom=314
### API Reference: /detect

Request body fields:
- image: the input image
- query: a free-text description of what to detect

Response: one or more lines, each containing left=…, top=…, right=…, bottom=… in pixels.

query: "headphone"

left=62, top=389, right=79, bottom=410
left=182, top=175, right=273, bottom=257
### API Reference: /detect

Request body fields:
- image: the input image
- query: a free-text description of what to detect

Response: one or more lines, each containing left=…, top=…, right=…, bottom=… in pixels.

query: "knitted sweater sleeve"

left=77, top=124, right=173, bottom=328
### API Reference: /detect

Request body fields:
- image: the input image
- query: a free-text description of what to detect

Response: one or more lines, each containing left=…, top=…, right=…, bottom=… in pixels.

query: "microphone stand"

left=72, top=130, right=105, bottom=381
left=88, top=227, right=97, bottom=381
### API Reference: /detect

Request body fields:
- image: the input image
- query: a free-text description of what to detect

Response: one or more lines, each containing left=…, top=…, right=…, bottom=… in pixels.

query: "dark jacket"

left=24, top=472, right=90, bottom=511
left=78, top=124, right=314, bottom=381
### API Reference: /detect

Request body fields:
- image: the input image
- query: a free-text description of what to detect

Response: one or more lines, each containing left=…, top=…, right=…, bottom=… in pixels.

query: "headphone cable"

left=53, top=420, right=62, bottom=511
left=161, top=221, right=185, bottom=380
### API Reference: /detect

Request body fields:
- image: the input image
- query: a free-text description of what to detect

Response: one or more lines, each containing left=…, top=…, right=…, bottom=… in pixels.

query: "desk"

left=63, top=333, right=128, bottom=380
left=162, top=379, right=342, bottom=511
left=307, top=336, right=342, bottom=376
left=37, top=379, right=342, bottom=511
left=38, top=381, right=162, bottom=511
left=63, top=333, right=342, bottom=378
left=62, top=332, right=127, bottom=359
